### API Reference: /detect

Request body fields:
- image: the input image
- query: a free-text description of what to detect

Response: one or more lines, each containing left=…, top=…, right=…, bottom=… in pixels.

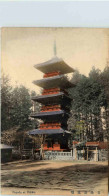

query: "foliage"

left=1, top=74, right=13, bottom=131
left=68, top=67, right=108, bottom=142
left=10, top=85, right=32, bottom=130
left=1, top=74, right=40, bottom=148
left=100, top=66, right=109, bottom=107
left=1, top=127, right=19, bottom=146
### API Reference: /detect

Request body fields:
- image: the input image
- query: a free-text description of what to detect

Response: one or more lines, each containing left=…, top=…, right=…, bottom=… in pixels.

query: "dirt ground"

left=1, top=160, right=108, bottom=195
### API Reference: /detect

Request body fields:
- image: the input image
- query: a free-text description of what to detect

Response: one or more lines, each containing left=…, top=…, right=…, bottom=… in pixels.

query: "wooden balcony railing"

left=40, top=105, right=61, bottom=112
left=43, top=71, right=61, bottom=78
left=39, top=122, right=61, bottom=129
left=42, top=88, right=60, bottom=95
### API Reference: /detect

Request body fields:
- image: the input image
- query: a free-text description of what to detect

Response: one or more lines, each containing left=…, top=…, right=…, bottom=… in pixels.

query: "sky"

left=1, top=27, right=109, bottom=93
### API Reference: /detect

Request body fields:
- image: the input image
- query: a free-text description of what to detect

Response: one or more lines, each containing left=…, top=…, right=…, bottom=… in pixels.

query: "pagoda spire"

left=54, top=40, right=57, bottom=56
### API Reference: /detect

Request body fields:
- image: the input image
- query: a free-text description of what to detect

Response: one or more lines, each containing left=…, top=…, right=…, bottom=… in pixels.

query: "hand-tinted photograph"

left=1, top=27, right=109, bottom=196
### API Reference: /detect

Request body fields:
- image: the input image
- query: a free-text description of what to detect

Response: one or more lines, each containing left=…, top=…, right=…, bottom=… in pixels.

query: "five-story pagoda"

left=29, top=54, right=75, bottom=158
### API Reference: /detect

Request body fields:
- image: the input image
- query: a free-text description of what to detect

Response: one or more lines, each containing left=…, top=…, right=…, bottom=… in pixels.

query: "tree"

left=11, top=85, right=32, bottom=130
left=1, top=75, right=40, bottom=149
left=100, top=66, right=109, bottom=140
left=68, top=67, right=107, bottom=142
left=1, top=74, right=13, bottom=131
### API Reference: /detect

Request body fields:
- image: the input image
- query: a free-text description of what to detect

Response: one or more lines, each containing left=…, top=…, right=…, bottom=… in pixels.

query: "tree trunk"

left=40, top=134, right=46, bottom=160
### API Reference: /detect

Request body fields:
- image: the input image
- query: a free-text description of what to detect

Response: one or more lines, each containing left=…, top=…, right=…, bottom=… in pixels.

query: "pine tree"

left=1, top=74, right=13, bottom=131
left=11, top=85, right=32, bottom=130
left=68, top=67, right=107, bottom=142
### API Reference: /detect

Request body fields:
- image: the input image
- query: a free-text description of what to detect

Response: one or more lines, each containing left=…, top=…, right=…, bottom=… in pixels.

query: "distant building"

left=0, top=144, right=13, bottom=163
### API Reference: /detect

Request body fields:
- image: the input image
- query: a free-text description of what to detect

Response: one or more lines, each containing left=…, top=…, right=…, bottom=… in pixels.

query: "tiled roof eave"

left=34, top=57, right=75, bottom=74
left=28, top=128, right=71, bottom=135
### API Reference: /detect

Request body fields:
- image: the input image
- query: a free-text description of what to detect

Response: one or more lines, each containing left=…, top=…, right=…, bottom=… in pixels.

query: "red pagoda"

left=29, top=56, right=75, bottom=157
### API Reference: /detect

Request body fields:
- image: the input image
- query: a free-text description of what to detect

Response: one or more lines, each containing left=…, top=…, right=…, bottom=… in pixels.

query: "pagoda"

left=29, top=55, right=75, bottom=156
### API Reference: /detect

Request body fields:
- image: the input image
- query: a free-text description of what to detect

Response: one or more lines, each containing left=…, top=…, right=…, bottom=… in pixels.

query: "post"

left=40, top=134, right=43, bottom=160
left=73, top=141, right=77, bottom=160
left=40, top=134, right=45, bottom=160
left=40, top=143, right=43, bottom=160
left=73, top=141, right=75, bottom=160
left=96, top=147, right=98, bottom=161
left=32, top=148, right=34, bottom=156
left=75, top=147, right=77, bottom=160
left=83, top=147, right=85, bottom=160
left=87, top=147, right=89, bottom=161
left=71, top=149, right=73, bottom=157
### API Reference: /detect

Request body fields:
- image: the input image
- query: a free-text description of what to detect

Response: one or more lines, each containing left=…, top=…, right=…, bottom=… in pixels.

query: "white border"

left=0, top=1, right=109, bottom=27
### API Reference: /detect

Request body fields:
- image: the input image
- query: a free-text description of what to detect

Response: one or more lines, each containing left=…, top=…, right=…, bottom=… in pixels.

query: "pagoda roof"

left=29, top=128, right=71, bottom=135
left=0, top=144, right=14, bottom=149
left=29, top=128, right=65, bottom=135
left=34, top=57, right=74, bottom=74
left=33, top=74, right=75, bottom=89
left=30, top=110, right=68, bottom=121
left=32, top=92, right=71, bottom=104
left=30, top=110, right=65, bottom=118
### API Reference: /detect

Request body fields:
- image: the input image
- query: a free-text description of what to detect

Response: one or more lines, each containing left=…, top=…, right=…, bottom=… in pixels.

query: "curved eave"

left=34, top=57, right=75, bottom=74
left=33, top=75, right=75, bottom=89
left=29, top=128, right=65, bottom=135
left=30, top=110, right=65, bottom=118
left=32, top=92, right=64, bottom=101
left=0, top=144, right=14, bottom=149
left=32, top=92, right=71, bottom=104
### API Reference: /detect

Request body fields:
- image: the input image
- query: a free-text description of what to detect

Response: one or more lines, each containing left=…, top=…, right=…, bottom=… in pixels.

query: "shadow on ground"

left=1, top=161, right=108, bottom=191
left=1, top=161, right=49, bottom=170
